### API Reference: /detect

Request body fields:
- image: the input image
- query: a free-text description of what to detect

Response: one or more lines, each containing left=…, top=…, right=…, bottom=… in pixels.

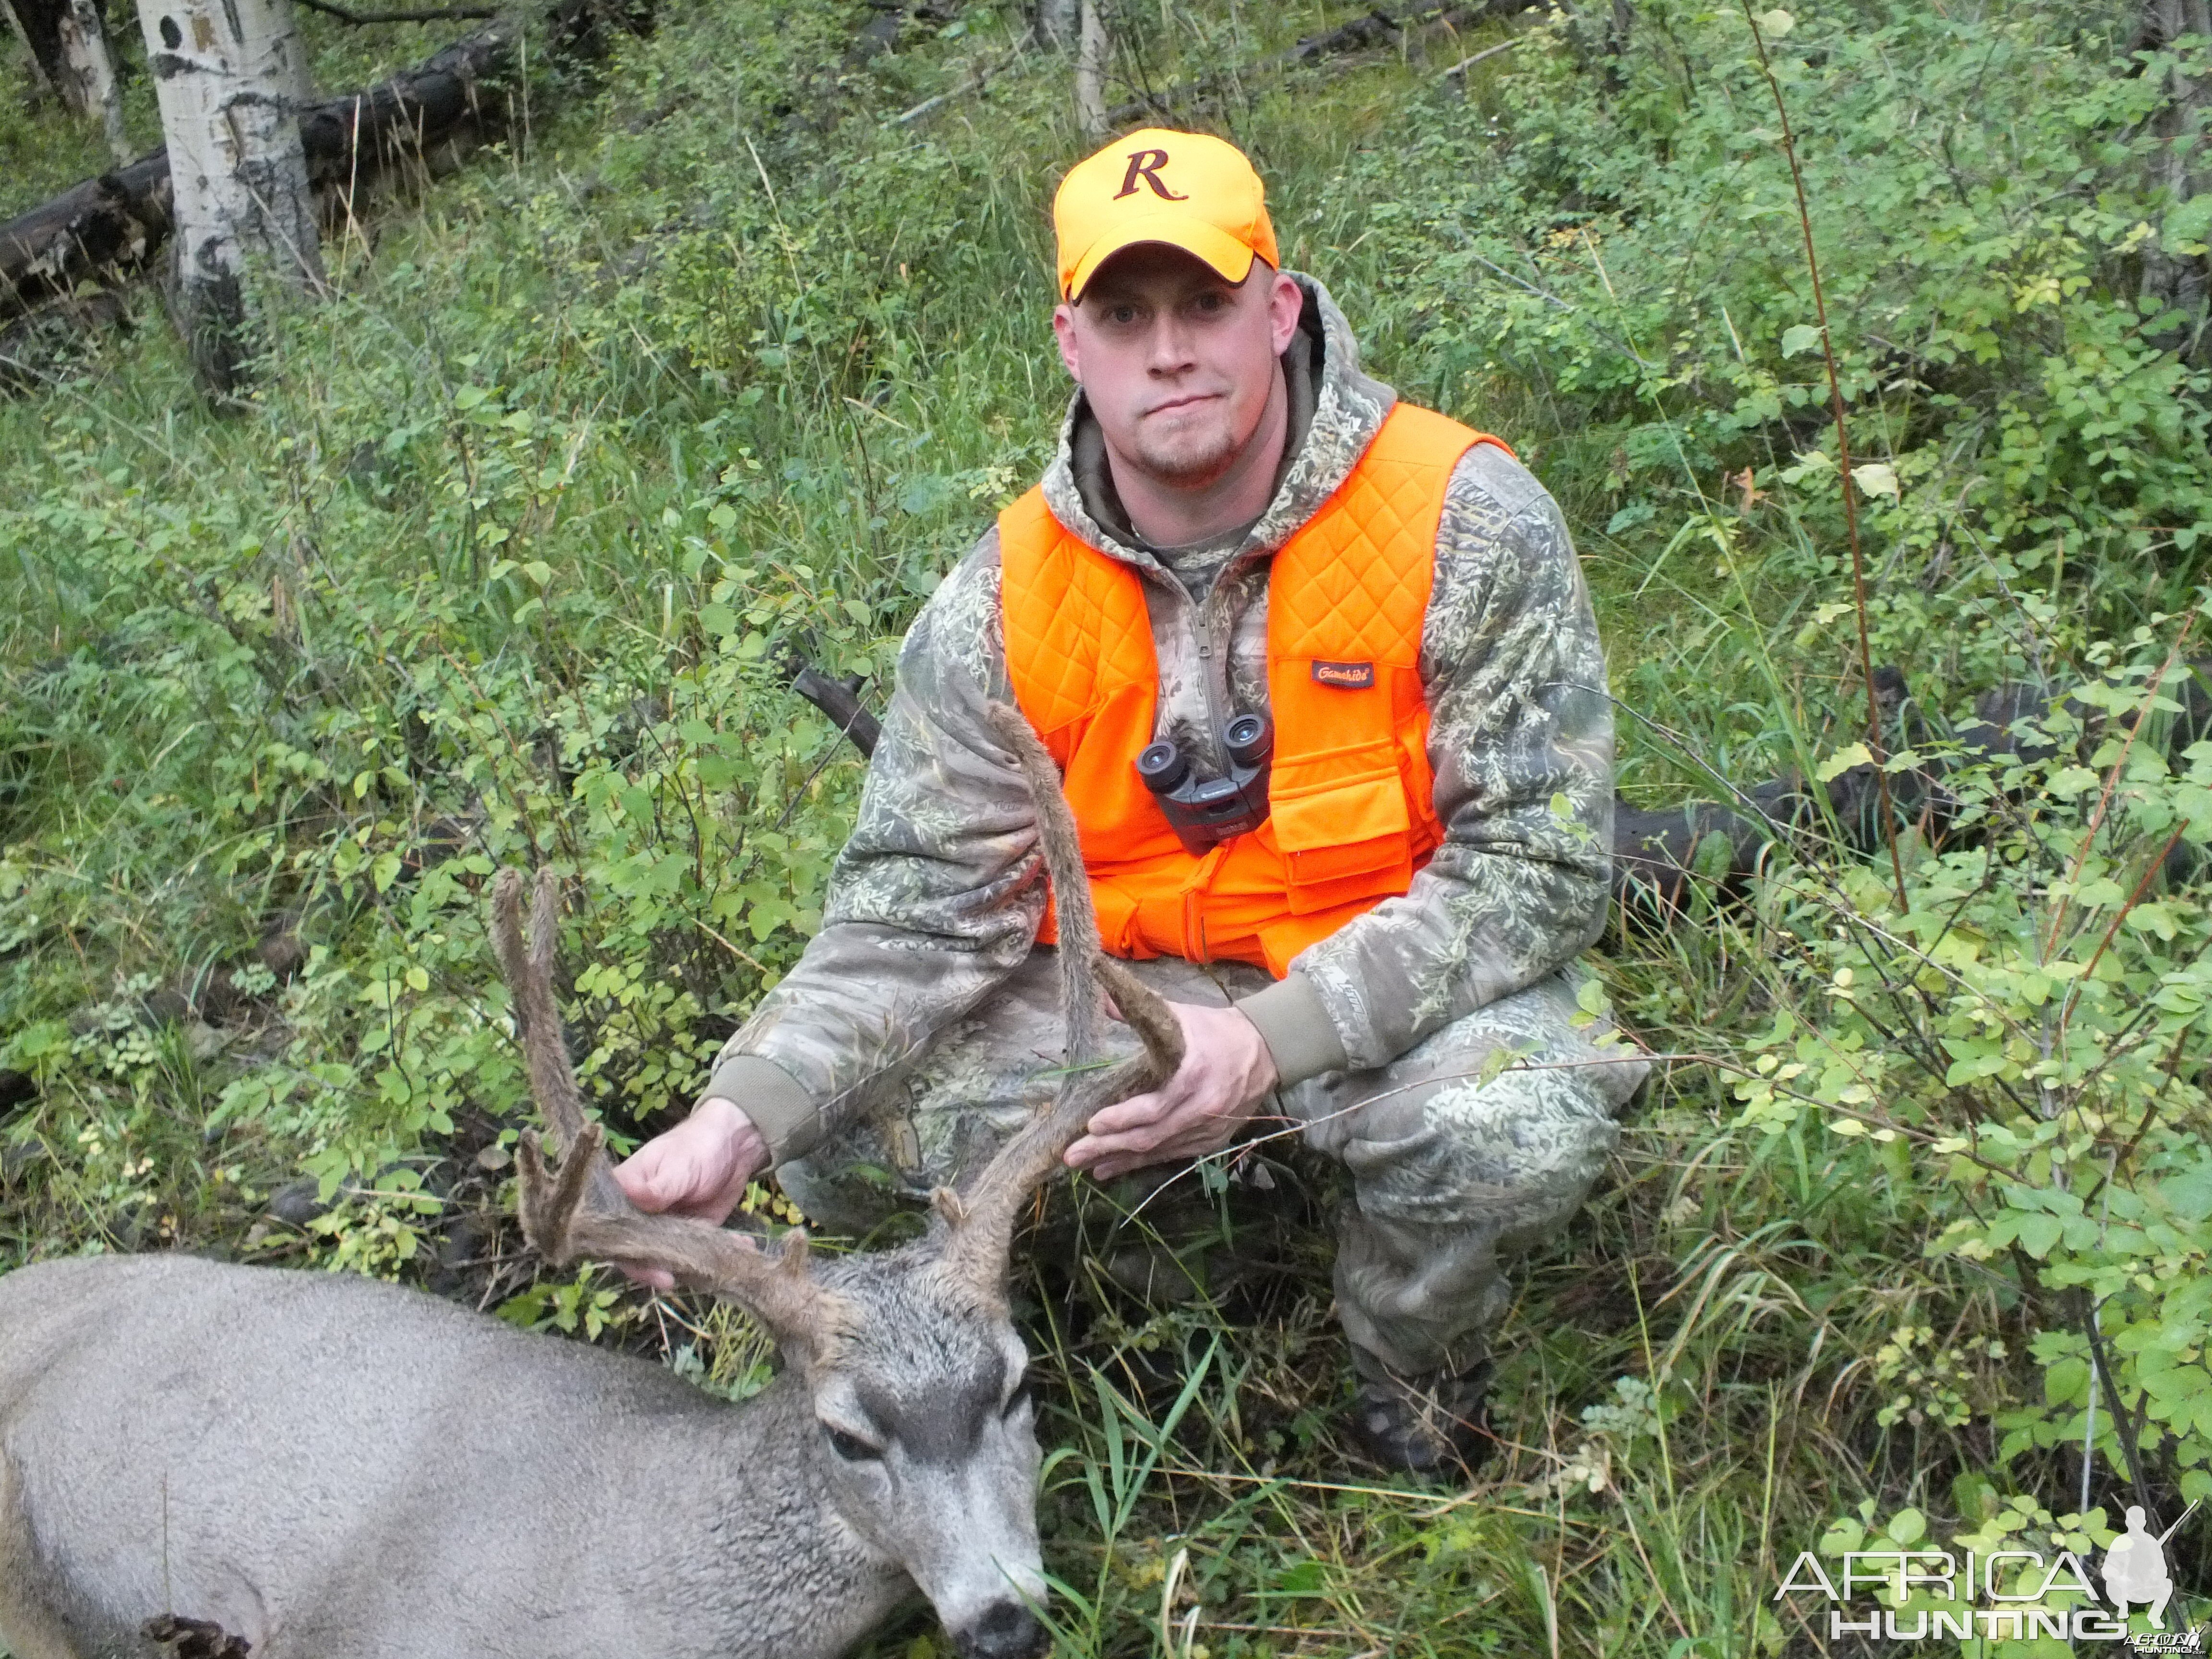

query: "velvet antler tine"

left=517, top=1123, right=604, bottom=1259
left=1094, top=956, right=1184, bottom=1081
left=492, top=867, right=628, bottom=1215
left=492, top=867, right=840, bottom=1352
left=938, top=708, right=1187, bottom=1298
left=983, top=702, right=1102, bottom=1069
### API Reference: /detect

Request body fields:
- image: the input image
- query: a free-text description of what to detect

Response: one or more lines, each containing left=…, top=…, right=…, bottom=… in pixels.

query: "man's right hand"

left=612, top=1098, right=769, bottom=1286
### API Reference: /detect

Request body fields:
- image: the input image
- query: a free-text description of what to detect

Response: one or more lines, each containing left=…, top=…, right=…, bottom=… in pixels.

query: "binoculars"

left=1134, top=713, right=1274, bottom=855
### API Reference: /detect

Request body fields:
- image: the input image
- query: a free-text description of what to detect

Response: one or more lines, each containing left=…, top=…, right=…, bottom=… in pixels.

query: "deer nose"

left=954, top=1599, right=1048, bottom=1659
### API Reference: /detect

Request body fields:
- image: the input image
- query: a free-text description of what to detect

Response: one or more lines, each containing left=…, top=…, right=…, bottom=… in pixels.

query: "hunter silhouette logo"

left=2108, top=1504, right=2200, bottom=1635
left=1113, top=149, right=1188, bottom=201
left=1772, top=1498, right=2203, bottom=1644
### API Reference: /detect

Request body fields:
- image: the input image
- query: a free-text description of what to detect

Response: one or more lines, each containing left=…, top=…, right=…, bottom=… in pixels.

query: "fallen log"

left=1611, top=661, right=2212, bottom=925
left=1101, top=0, right=1532, bottom=129
left=0, top=15, right=520, bottom=324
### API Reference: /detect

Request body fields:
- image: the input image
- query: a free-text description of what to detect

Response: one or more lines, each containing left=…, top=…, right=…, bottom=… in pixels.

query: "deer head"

left=490, top=704, right=1181, bottom=1659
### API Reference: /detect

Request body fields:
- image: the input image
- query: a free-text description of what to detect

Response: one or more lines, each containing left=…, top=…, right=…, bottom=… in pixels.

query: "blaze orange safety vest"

left=999, top=402, right=1511, bottom=978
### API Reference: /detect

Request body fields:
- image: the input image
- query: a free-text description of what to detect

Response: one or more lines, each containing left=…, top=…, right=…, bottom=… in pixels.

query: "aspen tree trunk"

left=57, top=0, right=130, bottom=160
left=1034, top=0, right=1076, bottom=49
left=137, top=0, right=323, bottom=390
left=1073, top=0, right=1106, bottom=141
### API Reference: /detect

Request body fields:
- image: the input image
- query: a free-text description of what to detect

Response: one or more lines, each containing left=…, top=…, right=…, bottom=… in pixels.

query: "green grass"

left=6, top=1, right=2212, bottom=1654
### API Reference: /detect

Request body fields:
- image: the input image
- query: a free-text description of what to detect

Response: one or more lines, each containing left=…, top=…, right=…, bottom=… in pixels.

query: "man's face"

left=1052, top=244, right=1303, bottom=493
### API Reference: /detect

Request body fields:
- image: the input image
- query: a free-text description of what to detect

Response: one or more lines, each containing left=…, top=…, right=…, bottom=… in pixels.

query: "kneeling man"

left=621, top=129, right=1649, bottom=1474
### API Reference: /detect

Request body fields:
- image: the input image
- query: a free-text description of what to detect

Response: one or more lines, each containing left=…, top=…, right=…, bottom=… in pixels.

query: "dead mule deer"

left=0, top=704, right=1180, bottom=1659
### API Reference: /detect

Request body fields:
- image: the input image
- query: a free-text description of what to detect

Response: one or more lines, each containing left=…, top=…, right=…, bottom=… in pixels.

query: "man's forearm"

left=700, top=538, right=1047, bottom=1166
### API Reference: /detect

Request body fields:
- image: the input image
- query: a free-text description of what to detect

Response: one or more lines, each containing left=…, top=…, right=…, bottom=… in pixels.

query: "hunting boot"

left=1342, top=1346, right=1496, bottom=1479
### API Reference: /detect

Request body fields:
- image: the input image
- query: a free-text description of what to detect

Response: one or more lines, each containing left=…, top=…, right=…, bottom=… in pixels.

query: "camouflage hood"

left=1038, top=273, right=1397, bottom=578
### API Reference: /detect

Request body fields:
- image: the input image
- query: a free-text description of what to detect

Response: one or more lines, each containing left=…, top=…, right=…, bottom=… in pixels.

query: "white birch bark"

left=1074, top=0, right=1107, bottom=141
left=137, top=0, right=323, bottom=387
left=57, top=0, right=131, bottom=161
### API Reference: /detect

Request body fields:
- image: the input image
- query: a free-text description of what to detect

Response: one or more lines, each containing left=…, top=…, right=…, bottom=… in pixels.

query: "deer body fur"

left=0, top=705, right=1182, bottom=1659
left=0, top=1252, right=915, bottom=1659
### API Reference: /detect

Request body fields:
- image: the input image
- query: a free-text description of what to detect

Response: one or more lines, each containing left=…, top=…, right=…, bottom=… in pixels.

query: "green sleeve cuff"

left=1236, top=972, right=1348, bottom=1089
left=701, top=1053, right=822, bottom=1167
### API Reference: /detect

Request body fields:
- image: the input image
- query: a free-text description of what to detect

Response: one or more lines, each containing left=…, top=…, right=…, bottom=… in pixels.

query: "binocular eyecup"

left=1135, top=714, right=1274, bottom=856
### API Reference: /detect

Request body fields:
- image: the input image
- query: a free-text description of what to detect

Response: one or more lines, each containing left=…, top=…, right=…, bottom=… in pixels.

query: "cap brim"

left=1065, top=215, right=1259, bottom=301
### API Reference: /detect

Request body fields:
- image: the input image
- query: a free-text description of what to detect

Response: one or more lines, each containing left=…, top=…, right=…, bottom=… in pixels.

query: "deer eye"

left=823, top=1425, right=881, bottom=1463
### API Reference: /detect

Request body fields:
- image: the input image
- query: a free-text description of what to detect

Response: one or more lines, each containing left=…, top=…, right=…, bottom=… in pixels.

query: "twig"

left=2078, top=1293, right=2158, bottom=1520
left=2042, top=610, right=2198, bottom=959
left=1744, top=4, right=1907, bottom=912
left=889, top=43, right=1028, bottom=125
left=292, top=0, right=498, bottom=22
left=1438, top=37, right=1517, bottom=77
left=2056, top=818, right=2190, bottom=1038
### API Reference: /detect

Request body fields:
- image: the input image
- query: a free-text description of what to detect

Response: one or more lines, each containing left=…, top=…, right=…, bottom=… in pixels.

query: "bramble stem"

left=1743, top=5, right=1907, bottom=912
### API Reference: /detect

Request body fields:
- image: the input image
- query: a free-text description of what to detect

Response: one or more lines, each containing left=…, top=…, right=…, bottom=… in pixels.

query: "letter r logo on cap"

left=1114, top=149, right=1189, bottom=202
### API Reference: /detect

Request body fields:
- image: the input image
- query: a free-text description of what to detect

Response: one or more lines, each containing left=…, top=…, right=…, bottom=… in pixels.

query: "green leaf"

left=2015, top=1213, right=2063, bottom=1258
left=1851, top=463, right=1900, bottom=501
left=1816, top=743, right=1873, bottom=782
left=1276, top=1561, right=1327, bottom=1595
left=1780, top=323, right=1822, bottom=358
left=2164, top=194, right=2212, bottom=253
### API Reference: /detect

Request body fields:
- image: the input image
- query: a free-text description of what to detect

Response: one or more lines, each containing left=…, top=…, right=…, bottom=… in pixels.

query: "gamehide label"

left=1310, top=660, right=1377, bottom=689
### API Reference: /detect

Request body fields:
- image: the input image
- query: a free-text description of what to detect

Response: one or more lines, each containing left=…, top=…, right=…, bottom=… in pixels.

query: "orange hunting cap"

left=1054, top=129, right=1279, bottom=302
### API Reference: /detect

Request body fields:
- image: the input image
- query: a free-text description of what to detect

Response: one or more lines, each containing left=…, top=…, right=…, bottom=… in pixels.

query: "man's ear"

left=1267, top=269, right=1302, bottom=357
left=1051, top=301, right=1082, bottom=382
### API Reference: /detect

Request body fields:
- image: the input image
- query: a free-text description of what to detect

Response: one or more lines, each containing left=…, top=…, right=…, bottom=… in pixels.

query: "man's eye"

left=824, top=1425, right=881, bottom=1462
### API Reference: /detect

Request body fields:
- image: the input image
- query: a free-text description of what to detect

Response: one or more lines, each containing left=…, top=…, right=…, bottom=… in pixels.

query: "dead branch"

left=292, top=0, right=499, bottom=23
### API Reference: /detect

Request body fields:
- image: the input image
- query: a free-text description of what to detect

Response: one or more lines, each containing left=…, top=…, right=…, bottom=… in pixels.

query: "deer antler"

left=936, top=706, right=1185, bottom=1297
left=491, top=869, right=841, bottom=1354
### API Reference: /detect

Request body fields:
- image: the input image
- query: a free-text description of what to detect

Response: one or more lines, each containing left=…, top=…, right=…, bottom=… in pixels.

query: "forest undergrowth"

left=4, top=1, right=2212, bottom=1654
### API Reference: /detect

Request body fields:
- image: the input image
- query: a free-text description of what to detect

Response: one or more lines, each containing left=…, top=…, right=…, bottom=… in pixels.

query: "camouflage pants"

left=777, top=953, right=1650, bottom=1377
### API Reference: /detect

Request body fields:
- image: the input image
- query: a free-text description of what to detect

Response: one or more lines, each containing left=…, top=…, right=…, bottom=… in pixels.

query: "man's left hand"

left=1064, top=1001, right=1279, bottom=1181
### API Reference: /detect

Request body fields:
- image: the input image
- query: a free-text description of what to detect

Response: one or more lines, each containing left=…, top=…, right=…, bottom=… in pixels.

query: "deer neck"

left=617, top=1366, right=913, bottom=1656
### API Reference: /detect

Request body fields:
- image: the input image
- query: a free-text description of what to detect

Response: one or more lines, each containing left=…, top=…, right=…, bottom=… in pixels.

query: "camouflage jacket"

left=709, top=275, right=1617, bottom=1165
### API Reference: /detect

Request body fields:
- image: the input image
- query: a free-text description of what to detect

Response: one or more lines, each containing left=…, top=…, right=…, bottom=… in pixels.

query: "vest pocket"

left=1270, top=745, right=1414, bottom=907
